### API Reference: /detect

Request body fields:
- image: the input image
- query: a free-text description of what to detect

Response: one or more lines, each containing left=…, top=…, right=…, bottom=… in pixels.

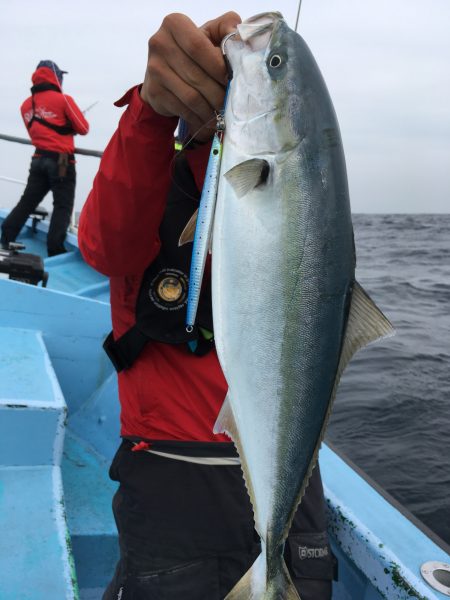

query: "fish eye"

left=269, top=54, right=283, bottom=68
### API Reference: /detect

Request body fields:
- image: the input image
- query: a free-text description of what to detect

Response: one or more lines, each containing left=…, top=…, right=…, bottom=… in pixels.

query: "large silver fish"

left=211, top=12, right=394, bottom=600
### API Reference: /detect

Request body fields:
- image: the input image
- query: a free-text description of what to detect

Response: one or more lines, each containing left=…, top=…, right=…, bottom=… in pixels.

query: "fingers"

left=169, top=15, right=223, bottom=88
left=150, top=69, right=216, bottom=138
left=164, top=28, right=225, bottom=111
left=141, top=12, right=241, bottom=138
left=200, top=11, right=241, bottom=49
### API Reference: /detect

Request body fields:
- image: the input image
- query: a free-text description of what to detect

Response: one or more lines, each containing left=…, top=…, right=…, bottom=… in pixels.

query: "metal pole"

left=0, top=175, right=26, bottom=186
left=0, top=133, right=103, bottom=158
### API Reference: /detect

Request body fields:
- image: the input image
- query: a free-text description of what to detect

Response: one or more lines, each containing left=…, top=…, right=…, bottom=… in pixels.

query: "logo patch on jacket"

left=24, top=107, right=57, bottom=123
left=149, top=268, right=188, bottom=310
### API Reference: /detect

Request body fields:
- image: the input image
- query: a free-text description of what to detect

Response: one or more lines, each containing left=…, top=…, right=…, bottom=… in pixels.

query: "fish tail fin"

left=225, top=553, right=300, bottom=600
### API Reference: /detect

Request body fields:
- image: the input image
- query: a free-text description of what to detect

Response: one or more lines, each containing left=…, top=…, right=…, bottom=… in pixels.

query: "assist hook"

left=221, top=30, right=238, bottom=80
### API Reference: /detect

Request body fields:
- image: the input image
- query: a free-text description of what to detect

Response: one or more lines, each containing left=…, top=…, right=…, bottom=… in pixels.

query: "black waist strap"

left=28, top=115, right=75, bottom=136
left=34, top=148, right=75, bottom=161
left=103, top=326, right=214, bottom=373
left=122, top=438, right=237, bottom=458
left=103, top=328, right=149, bottom=372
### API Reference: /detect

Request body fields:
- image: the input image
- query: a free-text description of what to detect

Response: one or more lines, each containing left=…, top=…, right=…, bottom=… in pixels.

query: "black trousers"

left=1, top=154, right=76, bottom=256
left=103, top=440, right=335, bottom=600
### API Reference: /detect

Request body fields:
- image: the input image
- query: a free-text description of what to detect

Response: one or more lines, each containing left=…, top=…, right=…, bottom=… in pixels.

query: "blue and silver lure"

left=184, top=88, right=229, bottom=333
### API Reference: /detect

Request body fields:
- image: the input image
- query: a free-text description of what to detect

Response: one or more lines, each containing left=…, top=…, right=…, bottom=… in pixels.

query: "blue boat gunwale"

left=327, top=439, right=450, bottom=556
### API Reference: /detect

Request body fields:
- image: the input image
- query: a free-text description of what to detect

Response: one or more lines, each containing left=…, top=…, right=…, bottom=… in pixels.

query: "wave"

left=330, top=213, right=450, bottom=544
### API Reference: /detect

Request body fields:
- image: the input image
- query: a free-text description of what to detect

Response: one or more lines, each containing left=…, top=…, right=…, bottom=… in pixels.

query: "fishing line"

left=169, top=38, right=234, bottom=204
left=168, top=113, right=219, bottom=204
left=177, top=113, right=218, bottom=153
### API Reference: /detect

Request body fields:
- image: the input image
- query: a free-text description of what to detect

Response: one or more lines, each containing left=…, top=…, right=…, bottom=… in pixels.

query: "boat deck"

left=1, top=210, right=449, bottom=599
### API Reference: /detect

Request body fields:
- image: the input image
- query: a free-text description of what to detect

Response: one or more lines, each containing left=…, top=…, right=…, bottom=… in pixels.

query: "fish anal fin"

left=224, top=158, right=270, bottom=199
left=213, top=392, right=238, bottom=438
left=178, top=209, right=198, bottom=246
left=339, top=280, right=395, bottom=376
left=214, top=393, right=260, bottom=531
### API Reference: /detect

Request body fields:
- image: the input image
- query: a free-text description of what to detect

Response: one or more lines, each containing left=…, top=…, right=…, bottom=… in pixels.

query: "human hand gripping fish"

left=140, top=11, right=241, bottom=143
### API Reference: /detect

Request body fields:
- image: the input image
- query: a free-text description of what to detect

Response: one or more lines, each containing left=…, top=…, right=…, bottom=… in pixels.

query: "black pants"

left=1, top=154, right=76, bottom=256
left=103, top=440, right=335, bottom=600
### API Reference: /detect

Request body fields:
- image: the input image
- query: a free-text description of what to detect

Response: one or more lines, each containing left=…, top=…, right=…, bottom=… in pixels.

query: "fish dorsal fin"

left=178, top=209, right=198, bottom=246
left=339, top=280, right=395, bottom=376
left=224, top=158, right=270, bottom=198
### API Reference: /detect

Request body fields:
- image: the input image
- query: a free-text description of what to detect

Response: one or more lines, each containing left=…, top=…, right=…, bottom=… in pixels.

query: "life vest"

left=103, top=152, right=214, bottom=372
left=27, top=83, right=75, bottom=136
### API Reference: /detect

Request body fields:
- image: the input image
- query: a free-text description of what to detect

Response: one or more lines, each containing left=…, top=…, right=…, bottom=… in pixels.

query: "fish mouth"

left=237, top=12, right=283, bottom=44
left=222, top=12, right=284, bottom=60
left=221, top=13, right=286, bottom=146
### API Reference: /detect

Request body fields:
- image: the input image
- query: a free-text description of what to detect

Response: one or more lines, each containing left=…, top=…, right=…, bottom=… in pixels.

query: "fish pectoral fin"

left=340, top=280, right=395, bottom=372
left=178, top=209, right=198, bottom=246
left=224, top=158, right=270, bottom=198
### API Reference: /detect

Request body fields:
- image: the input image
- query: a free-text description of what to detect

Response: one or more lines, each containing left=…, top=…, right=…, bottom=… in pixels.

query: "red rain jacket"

left=78, top=86, right=230, bottom=443
left=21, top=66, right=89, bottom=153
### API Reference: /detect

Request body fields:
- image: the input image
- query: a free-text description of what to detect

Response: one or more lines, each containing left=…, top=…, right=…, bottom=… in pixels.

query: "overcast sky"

left=0, top=0, right=449, bottom=213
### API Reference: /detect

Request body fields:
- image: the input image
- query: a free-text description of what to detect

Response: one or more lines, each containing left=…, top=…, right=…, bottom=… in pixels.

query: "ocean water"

left=327, top=213, right=450, bottom=546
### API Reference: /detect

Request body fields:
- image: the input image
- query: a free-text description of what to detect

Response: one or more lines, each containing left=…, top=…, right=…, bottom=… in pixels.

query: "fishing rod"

left=294, top=0, right=303, bottom=31
left=48, top=62, right=91, bottom=135
left=0, top=133, right=103, bottom=158
left=82, top=100, right=99, bottom=115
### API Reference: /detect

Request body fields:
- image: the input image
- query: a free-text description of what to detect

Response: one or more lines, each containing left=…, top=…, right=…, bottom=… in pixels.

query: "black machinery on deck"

left=0, top=242, right=48, bottom=286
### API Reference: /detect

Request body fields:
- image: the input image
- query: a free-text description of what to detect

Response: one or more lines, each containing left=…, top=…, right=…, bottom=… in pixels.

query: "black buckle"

left=103, top=328, right=149, bottom=372
left=103, top=332, right=128, bottom=372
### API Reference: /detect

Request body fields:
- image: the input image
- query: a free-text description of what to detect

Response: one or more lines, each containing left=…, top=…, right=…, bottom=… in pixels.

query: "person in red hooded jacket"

left=1, top=60, right=89, bottom=256
left=78, top=12, right=335, bottom=600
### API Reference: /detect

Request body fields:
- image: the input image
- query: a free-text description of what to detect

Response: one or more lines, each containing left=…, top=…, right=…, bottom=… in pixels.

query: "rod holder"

left=421, top=561, right=450, bottom=596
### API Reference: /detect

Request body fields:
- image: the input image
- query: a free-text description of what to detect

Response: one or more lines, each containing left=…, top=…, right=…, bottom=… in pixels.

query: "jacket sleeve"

left=78, top=86, right=178, bottom=277
left=20, top=98, right=32, bottom=130
left=64, top=95, right=90, bottom=135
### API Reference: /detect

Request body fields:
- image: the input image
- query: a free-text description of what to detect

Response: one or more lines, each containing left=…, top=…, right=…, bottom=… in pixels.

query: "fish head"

left=223, top=12, right=303, bottom=155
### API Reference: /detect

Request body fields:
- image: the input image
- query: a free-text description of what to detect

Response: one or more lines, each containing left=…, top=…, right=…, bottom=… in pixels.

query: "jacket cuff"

left=114, top=85, right=178, bottom=129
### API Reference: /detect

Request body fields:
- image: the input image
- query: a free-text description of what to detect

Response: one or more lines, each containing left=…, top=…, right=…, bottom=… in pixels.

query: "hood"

left=31, top=66, right=63, bottom=90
